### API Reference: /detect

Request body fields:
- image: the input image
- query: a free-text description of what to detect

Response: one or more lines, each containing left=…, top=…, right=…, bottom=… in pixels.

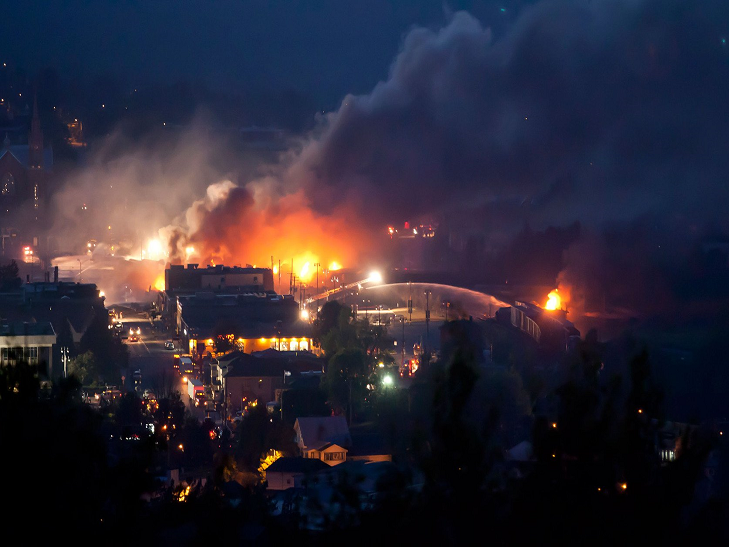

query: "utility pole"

left=401, top=316, right=405, bottom=370
left=315, top=262, right=320, bottom=293
left=424, top=290, right=431, bottom=361
left=278, top=259, right=281, bottom=294
left=407, top=281, right=413, bottom=323
left=348, top=378, right=352, bottom=426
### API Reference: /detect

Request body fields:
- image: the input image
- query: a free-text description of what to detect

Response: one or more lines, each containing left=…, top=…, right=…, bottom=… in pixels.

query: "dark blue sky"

left=1, top=0, right=521, bottom=107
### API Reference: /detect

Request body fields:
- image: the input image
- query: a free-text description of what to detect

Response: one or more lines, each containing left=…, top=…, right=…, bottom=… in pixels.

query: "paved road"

left=111, top=306, right=208, bottom=418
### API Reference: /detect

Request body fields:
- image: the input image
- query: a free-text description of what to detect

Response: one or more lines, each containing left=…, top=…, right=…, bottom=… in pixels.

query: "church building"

left=0, top=95, right=52, bottom=219
left=0, top=94, right=53, bottom=260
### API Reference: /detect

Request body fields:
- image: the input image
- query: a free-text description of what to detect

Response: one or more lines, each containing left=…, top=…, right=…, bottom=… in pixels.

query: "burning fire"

left=545, top=289, right=561, bottom=311
left=160, top=183, right=368, bottom=287
left=153, top=274, right=165, bottom=291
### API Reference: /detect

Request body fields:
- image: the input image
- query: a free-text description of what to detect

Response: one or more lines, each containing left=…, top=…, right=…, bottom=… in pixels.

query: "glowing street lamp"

left=368, top=271, right=382, bottom=284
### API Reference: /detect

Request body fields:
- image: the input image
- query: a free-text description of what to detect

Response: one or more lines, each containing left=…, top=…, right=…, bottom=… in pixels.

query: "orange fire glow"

left=153, top=274, right=165, bottom=291
left=163, top=188, right=369, bottom=288
left=545, top=289, right=561, bottom=311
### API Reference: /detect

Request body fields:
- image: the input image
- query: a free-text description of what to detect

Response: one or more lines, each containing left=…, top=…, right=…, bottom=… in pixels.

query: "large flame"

left=153, top=273, right=165, bottom=291
left=545, top=289, right=561, bottom=311
left=160, top=183, right=369, bottom=289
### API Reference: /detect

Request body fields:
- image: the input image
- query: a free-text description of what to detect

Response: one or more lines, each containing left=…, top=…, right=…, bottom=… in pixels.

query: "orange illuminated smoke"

left=161, top=184, right=367, bottom=286
left=545, top=289, right=561, bottom=311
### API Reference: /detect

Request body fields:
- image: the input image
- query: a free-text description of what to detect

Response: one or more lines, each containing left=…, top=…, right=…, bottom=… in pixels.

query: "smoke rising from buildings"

left=47, top=114, right=375, bottom=302
left=277, top=1, right=729, bottom=323
left=48, top=1, right=729, bottom=322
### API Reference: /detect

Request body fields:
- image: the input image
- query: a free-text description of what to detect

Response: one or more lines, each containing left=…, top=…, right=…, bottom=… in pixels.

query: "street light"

left=368, top=271, right=382, bottom=284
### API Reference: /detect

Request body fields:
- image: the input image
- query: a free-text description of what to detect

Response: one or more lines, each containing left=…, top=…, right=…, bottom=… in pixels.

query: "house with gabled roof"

left=294, top=416, right=351, bottom=466
left=265, top=456, right=329, bottom=490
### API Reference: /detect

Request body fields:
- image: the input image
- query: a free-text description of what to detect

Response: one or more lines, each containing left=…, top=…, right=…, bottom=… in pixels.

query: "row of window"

left=272, top=339, right=309, bottom=351
left=303, top=450, right=346, bottom=461
left=1, top=346, right=39, bottom=364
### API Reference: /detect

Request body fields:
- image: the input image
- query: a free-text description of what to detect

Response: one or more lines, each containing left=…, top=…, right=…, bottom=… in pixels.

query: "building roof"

left=0, top=145, right=53, bottom=170
left=266, top=457, right=329, bottom=474
left=315, top=442, right=348, bottom=453
left=178, top=293, right=310, bottom=338
left=348, top=424, right=391, bottom=458
left=225, top=350, right=325, bottom=378
left=0, top=321, right=55, bottom=337
left=295, top=416, right=352, bottom=449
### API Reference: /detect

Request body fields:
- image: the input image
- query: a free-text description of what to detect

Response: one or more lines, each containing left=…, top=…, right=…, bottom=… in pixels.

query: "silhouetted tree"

left=0, top=259, right=21, bottom=290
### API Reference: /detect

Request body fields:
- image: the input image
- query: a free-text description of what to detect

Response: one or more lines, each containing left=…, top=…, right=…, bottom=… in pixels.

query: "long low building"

left=177, top=291, right=314, bottom=356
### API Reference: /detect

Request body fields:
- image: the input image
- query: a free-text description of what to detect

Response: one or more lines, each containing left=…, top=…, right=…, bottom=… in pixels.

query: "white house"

left=294, top=416, right=351, bottom=466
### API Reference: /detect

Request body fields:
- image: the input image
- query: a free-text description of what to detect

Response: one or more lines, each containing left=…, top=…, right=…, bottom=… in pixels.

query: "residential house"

left=294, top=416, right=351, bottom=466
left=221, top=350, right=325, bottom=416
left=265, top=456, right=329, bottom=491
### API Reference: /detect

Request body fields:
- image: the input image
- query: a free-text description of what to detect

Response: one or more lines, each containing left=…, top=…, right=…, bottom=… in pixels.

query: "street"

left=110, top=305, right=208, bottom=420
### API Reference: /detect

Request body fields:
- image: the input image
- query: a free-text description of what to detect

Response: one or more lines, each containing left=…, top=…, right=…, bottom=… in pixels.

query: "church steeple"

left=28, top=91, right=43, bottom=169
